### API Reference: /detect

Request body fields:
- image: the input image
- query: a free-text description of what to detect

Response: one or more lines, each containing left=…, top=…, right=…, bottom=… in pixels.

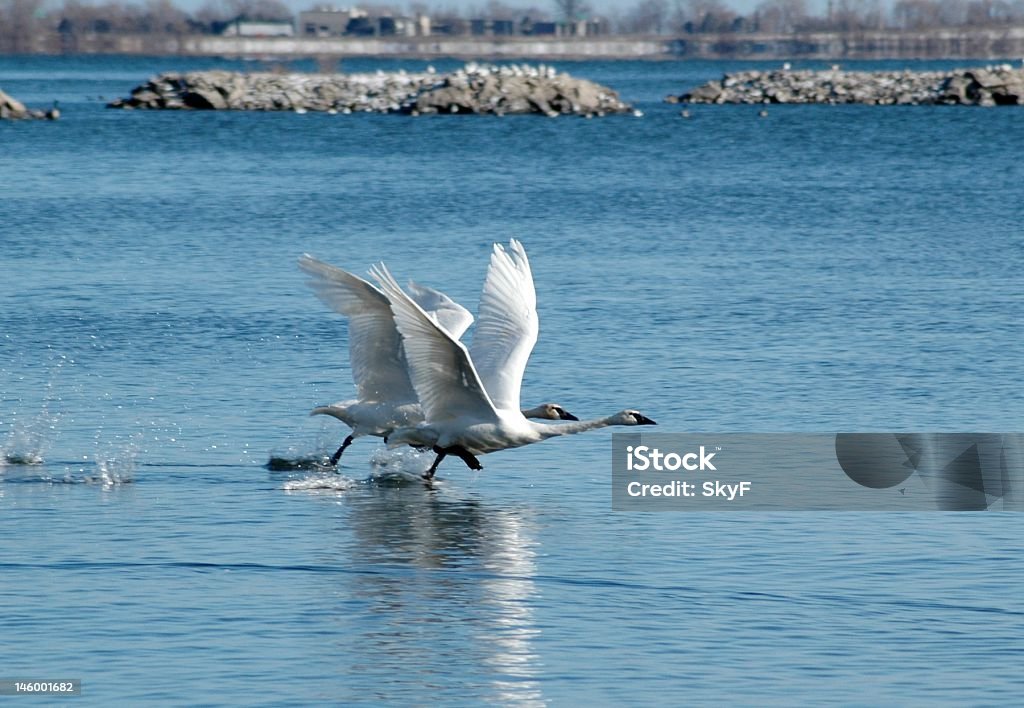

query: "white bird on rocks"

left=371, top=240, right=656, bottom=480
left=299, top=255, right=579, bottom=466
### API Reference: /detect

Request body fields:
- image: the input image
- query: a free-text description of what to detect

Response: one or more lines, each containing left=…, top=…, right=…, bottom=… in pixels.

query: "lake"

left=2, top=54, right=1023, bottom=705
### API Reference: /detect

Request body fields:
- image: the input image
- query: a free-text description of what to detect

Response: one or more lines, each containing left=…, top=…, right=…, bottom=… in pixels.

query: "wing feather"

left=370, top=263, right=498, bottom=424
left=468, top=239, right=539, bottom=413
left=405, top=280, right=474, bottom=340
left=298, top=254, right=414, bottom=402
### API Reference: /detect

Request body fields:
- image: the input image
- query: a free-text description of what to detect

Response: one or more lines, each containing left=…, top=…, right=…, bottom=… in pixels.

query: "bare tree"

left=195, top=0, right=231, bottom=25
left=827, top=0, right=884, bottom=29
left=684, top=0, right=737, bottom=32
left=142, top=0, right=187, bottom=33
left=619, top=0, right=670, bottom=33
left=483, top=0, right=522, bottom=19
left=754, top=0, right=808, bottom=32
left=1, top=0, right=46, bottom=52
left=553, top=0, right=591, bottom=21
left=965, top=0, right=1013, bottom=24
left=225, top=0, right=291, bottom=21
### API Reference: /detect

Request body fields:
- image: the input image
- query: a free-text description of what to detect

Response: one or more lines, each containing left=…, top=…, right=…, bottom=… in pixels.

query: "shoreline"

left=20, top=27, right=1024, bottom=61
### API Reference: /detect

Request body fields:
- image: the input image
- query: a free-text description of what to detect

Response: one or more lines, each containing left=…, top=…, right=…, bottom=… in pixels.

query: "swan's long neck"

left=310, top=404, right=352, bottom=425
left=530, top=416, right=617, bottom=440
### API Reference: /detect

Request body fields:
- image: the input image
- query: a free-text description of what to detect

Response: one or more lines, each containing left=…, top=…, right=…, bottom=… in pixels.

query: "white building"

left=221, top=20, right=295, bottom=37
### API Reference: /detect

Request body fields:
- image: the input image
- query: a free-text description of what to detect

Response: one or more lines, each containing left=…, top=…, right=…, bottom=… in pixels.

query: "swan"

left=370, top=239, right=656, bottom=479
left=299, top=255, right=579, bottom=465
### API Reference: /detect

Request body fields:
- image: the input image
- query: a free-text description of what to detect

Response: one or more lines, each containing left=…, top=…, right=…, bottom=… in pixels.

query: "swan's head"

left=612, top=410, right=657, bottom=426
left=524, top=403, right=579, bottom=421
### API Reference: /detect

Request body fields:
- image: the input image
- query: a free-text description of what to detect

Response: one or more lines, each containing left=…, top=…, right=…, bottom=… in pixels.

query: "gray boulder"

left=1, top=87, right=58, bottom=120
left=1, top=88, right=29, bottom=119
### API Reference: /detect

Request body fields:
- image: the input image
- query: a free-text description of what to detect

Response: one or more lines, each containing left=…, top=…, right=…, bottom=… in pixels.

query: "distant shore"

left=34, top=27, right=1024, bottom=61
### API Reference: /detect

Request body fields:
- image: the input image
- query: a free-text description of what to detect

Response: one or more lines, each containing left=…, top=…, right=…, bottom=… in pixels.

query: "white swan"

left=370, top=239, right=656, bottom=479
left=299, top=255, right=579, bottom=465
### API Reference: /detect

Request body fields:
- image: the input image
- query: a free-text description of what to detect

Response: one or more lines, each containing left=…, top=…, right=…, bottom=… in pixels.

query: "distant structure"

left=292, top=5, right=606, bottom=39
left=220, top=19, right=295, bottom=37
left=520, top=17, right=607, bottom=36
left=298, top=7, right=363, bottom=37
left=298, top=6, right=427, bottom=37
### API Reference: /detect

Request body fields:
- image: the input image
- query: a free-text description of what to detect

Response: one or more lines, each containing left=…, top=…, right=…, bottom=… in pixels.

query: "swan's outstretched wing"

left=468, top=239, right=538, bottom=413
left=299, top=254, right=415, bottom=402
left=405, top=280, right=474, bottom=340
left=370, top=263, right=498, bottom=424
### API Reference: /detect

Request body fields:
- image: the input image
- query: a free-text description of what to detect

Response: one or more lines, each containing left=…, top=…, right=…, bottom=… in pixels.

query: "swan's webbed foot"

left=451, top=446, right=482, bottom=471
left=423, top=447, right=446, bottom=480
left=329, top=434, right=354, bottom=466
left=423, top=445, right=482, bottom=478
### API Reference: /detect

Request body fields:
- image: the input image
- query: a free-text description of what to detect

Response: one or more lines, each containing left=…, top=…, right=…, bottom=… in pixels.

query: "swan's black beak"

left=635, top=414, right=657, bottom=425
left=558, top=409, right=580, bottom=421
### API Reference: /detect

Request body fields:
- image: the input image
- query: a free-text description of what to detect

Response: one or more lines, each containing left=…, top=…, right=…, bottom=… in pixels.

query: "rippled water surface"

left=2, top=55, right=1023, bottom=705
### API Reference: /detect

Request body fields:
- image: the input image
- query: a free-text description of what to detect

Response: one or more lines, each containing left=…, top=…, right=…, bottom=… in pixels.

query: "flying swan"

left=298, top=254, right=579, bottom=465
left=370, top=239, right=656, bottom=479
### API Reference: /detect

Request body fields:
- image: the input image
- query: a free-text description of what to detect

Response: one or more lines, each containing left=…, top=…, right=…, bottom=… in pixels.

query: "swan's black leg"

left=329, top=435, right=354, bottom=466
left=424, top=446, right=447, bottom=480
left=451, top=446, right=483, bottom=471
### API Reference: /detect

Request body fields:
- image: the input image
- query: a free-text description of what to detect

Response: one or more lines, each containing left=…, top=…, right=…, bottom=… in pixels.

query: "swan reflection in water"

left=295, top=481, right=545, bottom=706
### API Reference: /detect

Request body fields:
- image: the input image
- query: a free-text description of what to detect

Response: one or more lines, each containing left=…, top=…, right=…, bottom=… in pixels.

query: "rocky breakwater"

left=671, top=64, right=1024, bottom=106
left=400, top=62, right=631, bottom=116
left=108, top=64, right=631, bottom=117
left=1, top=87, right=59, bottom=120
left=107, top=69, right=435, bottom=113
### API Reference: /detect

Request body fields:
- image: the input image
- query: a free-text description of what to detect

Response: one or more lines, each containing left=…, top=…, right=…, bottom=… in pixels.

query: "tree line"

left=3, top=0, right=1024, bottom=53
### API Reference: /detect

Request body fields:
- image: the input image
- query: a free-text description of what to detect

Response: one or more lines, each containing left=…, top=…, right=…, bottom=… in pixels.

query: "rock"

left=182, top=88, right=226, bottom=110
left=966, top=69, right=1003, bottom=89
left=1, top=87, right=57, bottom=120
left=400, top=64, right=630, bottom=116
left=998, top=81, right=1024, bottom=104
left=681, top=81, right=723, bottom=103
left=1, top=89, right=29, bottom=119
left=672, top=65, right=1024, bottom=107
left=108, top=64, right=631, bottom=117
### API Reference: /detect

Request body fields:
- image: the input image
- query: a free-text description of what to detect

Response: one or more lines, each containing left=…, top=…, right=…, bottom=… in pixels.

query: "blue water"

left=2, top=55, right=1023, bottom=705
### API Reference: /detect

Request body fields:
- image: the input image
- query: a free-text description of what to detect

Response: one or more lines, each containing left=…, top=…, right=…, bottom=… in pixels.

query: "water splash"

left=266, top=417, right=358, bottom=471
left=2, top=451, right=45, bottom=466
left=1, top=352, right=70, bottom=466
left=282, top=474, right=358, bottom=492
left=275, top=445, right=434, bottom=494
left=367, top=446, right=432, bottom=483
left=265, top=447, right=330, bottom=471
left=75, top=429, right=139, bottom=486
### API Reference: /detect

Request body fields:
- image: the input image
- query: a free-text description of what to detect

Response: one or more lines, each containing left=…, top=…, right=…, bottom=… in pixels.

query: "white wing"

left=299, top=254, right=415, bottom=403
left=405, top=280, right=474, bottom=340
left=468, top=239, right=538, bottom=413
left=370, top=263, right=498, bottom=424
